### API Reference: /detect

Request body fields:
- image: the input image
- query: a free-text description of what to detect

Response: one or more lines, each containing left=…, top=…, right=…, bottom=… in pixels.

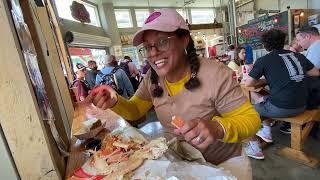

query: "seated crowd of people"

left=221, top=26, right=320, bottom=160
left=72, top=55, right=150, bottom=101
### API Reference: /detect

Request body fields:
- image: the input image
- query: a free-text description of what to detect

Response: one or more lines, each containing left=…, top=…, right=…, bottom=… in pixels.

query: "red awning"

left=68, top=47, right=93, bottom=56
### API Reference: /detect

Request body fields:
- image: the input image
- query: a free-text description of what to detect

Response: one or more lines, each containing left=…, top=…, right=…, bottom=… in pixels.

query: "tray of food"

left=69, top=126, right=236, bottom=180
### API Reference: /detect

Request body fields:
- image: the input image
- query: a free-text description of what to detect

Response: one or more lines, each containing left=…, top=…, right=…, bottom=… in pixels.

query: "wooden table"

left=65, top=103, right=126, bottom=179
left=240, top=81, right=267, bottom=103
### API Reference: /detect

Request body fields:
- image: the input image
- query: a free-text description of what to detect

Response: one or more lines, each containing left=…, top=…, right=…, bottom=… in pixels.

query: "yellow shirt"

left=165, top=73, right=190, bottom=96
left=111, top=74, right=260, bottom=143
left=227, top=61, right=240, bottom=72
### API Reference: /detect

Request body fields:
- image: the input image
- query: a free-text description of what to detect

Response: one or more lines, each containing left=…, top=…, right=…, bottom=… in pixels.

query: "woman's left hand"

left=174, top=118, right=225, bottom=152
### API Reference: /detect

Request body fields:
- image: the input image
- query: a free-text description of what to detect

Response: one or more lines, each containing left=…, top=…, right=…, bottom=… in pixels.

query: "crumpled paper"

left=133, top=160, right=237, bottom=180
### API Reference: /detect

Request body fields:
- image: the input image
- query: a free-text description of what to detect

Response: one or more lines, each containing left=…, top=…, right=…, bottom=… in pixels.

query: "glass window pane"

left=135, top=9, right=150, bottom=27
left=54, top=0, right=101, bottom=27
left=69, top=47, right=106, bottom=71
left=191, top=9, right=215, bottom=24
left=85, top=4, right=100, bottom=26
left=176, top=9, right=186, bottom=20
left=153, top=9, right=186, bottom=20
left=115, top=9, right=133, bottom=28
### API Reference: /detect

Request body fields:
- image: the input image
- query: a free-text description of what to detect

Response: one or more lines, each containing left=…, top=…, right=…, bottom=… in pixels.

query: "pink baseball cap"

left=132, top=8, right=189, bottom=46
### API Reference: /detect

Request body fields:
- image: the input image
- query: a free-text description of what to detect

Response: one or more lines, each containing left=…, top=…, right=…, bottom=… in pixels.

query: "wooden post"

left=0, top=1, right=63, bottom=178
left=22, top=1, right=74, bottom=130
left=20, top=0, right=70, bottom=145
left=45, top=0, right=74, bottom=84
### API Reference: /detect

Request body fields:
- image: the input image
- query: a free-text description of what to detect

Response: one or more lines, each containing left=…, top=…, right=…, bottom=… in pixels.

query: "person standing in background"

left=73, top=63, right=90, bottom=101
left=221, top=45, right=235, bottom=64
left=141, top=59, right=150, bottom=77
left=96, top=55, right=134, bottom=99
left=121, top=56, right=140, bottom=91
left=85, top=60, right=99, bottom=89
left=123, top=55, right=140, bottom=78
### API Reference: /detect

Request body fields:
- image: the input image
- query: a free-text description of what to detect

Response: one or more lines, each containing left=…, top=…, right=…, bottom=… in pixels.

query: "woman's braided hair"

left=151, top=29, right=201, bottom=97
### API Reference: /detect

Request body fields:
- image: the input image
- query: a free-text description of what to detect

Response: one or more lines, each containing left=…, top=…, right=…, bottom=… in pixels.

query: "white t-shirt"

left=227, top=50, right=235, bottom=60
left=305, top=40, right=320, bottom=68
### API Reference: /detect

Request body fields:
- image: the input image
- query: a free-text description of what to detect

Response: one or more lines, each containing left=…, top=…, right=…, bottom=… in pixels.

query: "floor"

left=250, top=125, right=320, bottom=180
left=138, top=110, right=320, bottom=180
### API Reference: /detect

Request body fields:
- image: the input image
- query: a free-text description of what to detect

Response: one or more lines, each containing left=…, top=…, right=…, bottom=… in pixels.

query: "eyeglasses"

left=138, top=36, right=175, bottom=58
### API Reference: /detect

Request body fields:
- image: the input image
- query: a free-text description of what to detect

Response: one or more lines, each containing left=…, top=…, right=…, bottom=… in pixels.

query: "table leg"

left=291, top=123, right=302, bottom=150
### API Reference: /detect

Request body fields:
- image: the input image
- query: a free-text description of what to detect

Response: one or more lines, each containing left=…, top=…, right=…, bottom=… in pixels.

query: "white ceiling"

left=89, top=0, right=228, bottom=8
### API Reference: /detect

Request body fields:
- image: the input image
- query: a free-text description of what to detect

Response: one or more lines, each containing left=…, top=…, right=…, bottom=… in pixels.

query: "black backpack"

left=119, top=61, right=131, bottom=77
left=98, top=67, right=123, bottom=95
left=119, top=61, right=140, bottom=91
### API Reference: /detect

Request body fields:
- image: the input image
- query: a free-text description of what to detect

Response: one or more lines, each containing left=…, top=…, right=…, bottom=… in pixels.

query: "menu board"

left=237, top=11, right=289, bottom=49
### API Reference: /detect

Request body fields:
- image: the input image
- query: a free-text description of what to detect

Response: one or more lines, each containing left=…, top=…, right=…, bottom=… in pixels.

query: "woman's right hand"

left=85, top=85, right=118, bottom=110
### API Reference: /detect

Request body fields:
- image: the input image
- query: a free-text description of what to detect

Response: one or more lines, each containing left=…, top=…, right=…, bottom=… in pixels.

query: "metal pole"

left=227, top=0, right=232, bottom=46
left=220, top=0, right=225, bottom=51
left=230, top=0, right=237, bottom=45
left=288, top=8, right=292, bottom=44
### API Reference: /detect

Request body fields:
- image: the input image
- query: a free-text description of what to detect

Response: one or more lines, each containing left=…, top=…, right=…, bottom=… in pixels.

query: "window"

left=54, top=0, right=101, bottom=27
left=154, top=8, right=186, bottom=20
left=135, top=9, right=150, bottom=27
left=191, top=9, right=215, bottom=24
left=114, top=9, right=133, bottom=28
left=68, top=47, right=107, bottom=71
left=176, top=9, right=187, bottom=20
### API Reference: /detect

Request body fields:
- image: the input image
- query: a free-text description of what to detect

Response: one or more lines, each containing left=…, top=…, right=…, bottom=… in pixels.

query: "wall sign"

left=237, top=11, right=289, bottom=49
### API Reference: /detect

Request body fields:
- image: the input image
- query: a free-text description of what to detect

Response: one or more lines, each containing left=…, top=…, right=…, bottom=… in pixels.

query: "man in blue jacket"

left=96, top=55, right=134, bottom=99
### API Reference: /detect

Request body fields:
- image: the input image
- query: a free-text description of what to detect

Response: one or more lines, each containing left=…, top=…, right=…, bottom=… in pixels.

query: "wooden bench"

left=272, top=109, right=320, bottom=168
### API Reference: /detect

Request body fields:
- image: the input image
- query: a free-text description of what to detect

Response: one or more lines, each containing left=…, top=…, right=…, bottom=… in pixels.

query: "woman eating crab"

left=86, top=8, right=261, bottom=180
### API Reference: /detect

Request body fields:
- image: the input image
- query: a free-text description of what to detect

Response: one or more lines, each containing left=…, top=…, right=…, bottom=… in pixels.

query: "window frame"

left=135, top=9, right=150, bottom=27
left=190, top=8, right=216, bottom=24
left=54, top=0, right=101, bottom=27
left=114, top=9, right=134, bottom=28
left=176, top=8, right=187, bottom=20
left=82, top=2, right=101, bottom=27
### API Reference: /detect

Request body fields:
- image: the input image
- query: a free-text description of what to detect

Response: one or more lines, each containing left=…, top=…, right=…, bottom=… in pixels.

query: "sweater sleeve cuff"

left=110, top=94, right=126, bottom=116
left=212, top=116, right=227, bottom=142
